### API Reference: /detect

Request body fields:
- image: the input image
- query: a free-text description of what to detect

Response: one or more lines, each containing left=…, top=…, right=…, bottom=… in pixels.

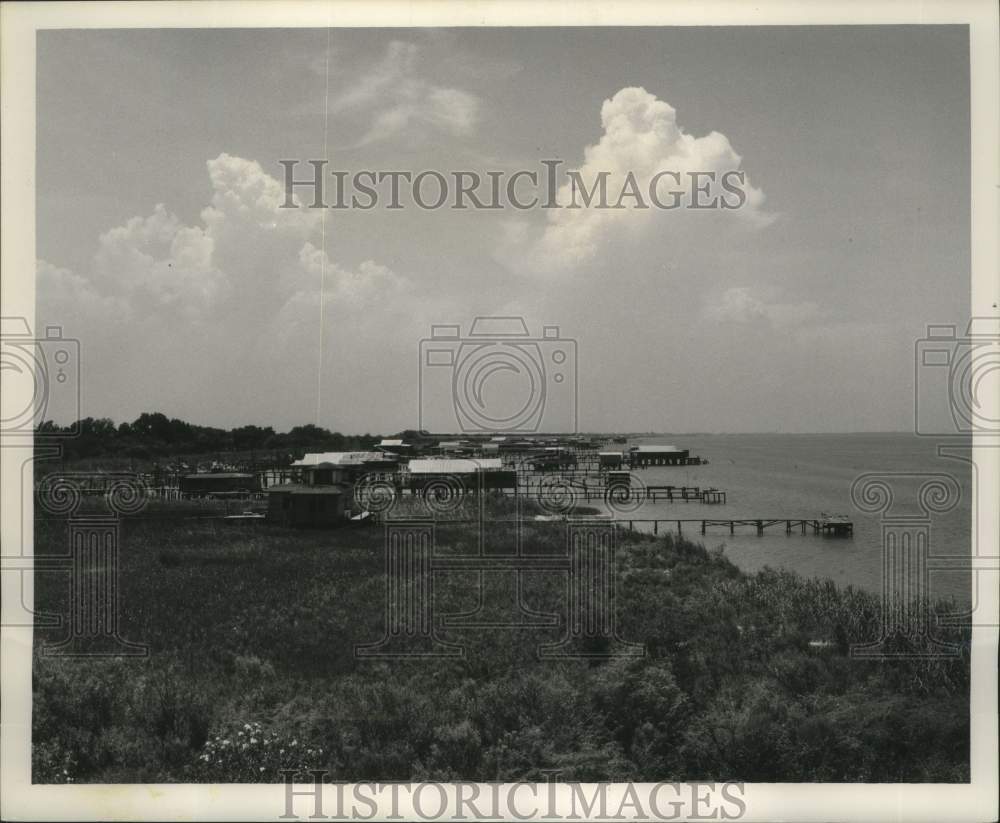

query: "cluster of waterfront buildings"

left=34, top=434, right=707, bottom=527
left=263, top=439, right=700, bottom=527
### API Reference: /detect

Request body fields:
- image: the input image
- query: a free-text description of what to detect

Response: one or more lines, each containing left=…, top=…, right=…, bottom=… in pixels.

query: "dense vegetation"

left=32, top=508, right=969, bottom=783
left=35, top=413, right=388, bottom=462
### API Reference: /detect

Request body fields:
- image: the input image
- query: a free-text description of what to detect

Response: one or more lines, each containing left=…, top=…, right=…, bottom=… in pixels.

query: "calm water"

left=608, top=434, right=972, bottom=605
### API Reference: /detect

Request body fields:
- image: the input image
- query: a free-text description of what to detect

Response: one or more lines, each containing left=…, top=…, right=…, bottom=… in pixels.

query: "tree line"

left=35, top=413, right=385, bottom=461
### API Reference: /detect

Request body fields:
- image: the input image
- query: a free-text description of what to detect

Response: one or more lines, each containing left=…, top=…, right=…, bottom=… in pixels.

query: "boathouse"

left=629, top=445, right=690, bottom=468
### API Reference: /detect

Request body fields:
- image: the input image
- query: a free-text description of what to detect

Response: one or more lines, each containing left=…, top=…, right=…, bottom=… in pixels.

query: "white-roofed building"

left=406, top=457, right=514, bottom=492
left=291, top=451, right=391, bottom=467
left=290, top=451, right=400, bottom=485
left=408, top=458, right=503, bottom=474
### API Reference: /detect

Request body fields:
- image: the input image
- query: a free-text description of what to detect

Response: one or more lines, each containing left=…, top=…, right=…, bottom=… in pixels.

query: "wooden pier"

left=513, top=482, right=727, bottom=504
left=360, top=480, right=728, bottom=505
left=373, top=515, right=854, bottom=538
left=612, top=517, right=854, bottom=537
left=489, top=449, right=707, bottom=472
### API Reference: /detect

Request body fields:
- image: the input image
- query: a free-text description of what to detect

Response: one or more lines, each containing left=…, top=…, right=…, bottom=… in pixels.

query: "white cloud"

left=330, top=40, right=481, bottom=146
left=53, top=153, right=406, bottom=324
left=93, top=204, right=226, bottom=321
left=706, top=286, right=820, bottom=328
left=296, top=243, right=410, bottom=309
left=202, top=153, right=321, bottom=236
left=515, top=87, right=774, bottom=273
left=36, top=153, right=415, bottom=425
left=37, top=258, right=129, bottom=321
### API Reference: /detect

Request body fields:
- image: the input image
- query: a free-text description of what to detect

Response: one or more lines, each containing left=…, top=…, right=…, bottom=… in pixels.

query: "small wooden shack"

left=598, top=451, right=624, bottom=469
left=266, top=485, right=346, bottom=527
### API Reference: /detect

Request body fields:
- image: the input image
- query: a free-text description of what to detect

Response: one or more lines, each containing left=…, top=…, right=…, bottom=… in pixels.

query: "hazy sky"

left=36, top=26, right=969, bottom=434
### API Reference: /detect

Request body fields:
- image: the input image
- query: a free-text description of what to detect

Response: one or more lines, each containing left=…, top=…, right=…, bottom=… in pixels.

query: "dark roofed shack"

left=266, top=484, right=347, bottom=527
left=629, top=445, right=690, bottom=468
left=179, top=472, right=260, bottom=498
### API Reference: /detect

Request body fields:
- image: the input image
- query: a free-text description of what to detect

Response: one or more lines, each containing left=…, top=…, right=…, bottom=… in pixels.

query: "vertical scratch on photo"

left=316, top=23, right=332, bottom=426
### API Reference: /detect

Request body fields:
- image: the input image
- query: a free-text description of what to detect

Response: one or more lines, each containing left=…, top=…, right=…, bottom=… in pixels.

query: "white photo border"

left=1, top=1, right=997, bottom=821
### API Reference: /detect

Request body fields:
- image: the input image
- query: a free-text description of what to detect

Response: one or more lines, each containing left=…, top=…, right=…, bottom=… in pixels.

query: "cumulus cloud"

left=36, top=154, right=415, bottom=426
left=706, top=286, right=820, bottom=328
left=330, top=40, right=480, bottom=146
left=38, top=258, right=129, bottom=322
left=202, top=153, right=321, bottom=236
left=92, top=205, right=226, bottom=321
left=296, top=243, right=410, bottom=308
left=514, top=87, right=773, bottom=273
left=44, top=153, right=405, bottom=325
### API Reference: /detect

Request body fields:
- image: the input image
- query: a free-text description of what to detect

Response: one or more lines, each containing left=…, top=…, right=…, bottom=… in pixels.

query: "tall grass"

left=32, top=504, right=970, bottom=783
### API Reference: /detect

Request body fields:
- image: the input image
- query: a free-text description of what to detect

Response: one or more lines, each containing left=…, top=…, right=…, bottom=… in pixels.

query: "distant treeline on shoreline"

left=34, top=413, right=388, bottom=461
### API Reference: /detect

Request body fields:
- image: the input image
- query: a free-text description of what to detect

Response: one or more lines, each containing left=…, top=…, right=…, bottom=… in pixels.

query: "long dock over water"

left=610, top=517, right=854, bottom=537
left=380, top=515, right=855, bottom=538
left=513, top=483, right=726, bottom=504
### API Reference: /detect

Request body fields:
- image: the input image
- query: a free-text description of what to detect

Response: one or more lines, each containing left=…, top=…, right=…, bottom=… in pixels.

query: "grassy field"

left=32, top=502, right=970, bottom=783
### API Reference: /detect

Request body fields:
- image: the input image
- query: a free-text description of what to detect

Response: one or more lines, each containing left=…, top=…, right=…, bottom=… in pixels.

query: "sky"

left=35, top=26, right=970, bottom=434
